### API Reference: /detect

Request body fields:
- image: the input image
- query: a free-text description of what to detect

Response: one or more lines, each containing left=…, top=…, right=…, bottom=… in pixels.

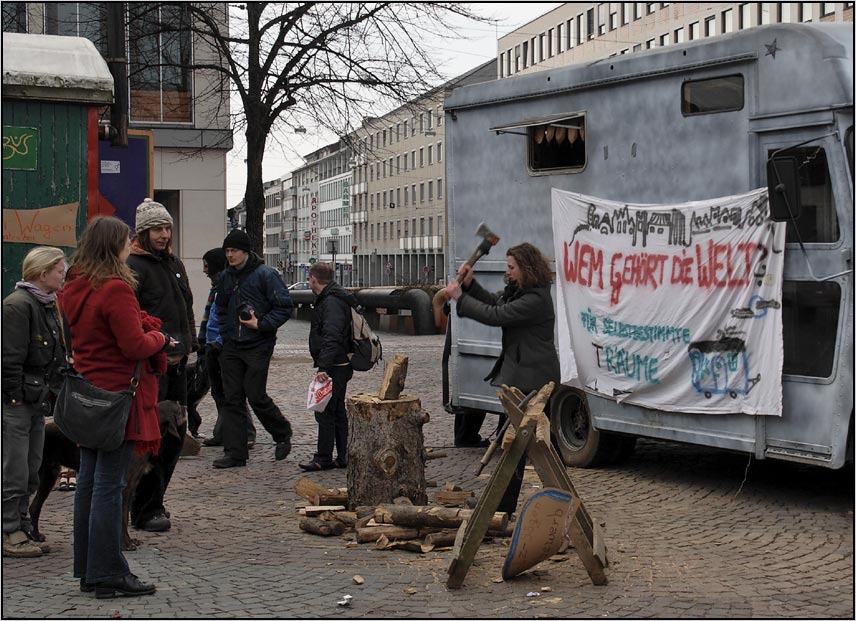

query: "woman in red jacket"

left=59, top=216, right=174, bottom=599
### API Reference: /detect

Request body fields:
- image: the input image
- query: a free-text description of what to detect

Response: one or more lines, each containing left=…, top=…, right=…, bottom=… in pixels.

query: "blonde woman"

left=60, top=216, right=174, bottom=598
left=2, top=247, right=67, bottom=558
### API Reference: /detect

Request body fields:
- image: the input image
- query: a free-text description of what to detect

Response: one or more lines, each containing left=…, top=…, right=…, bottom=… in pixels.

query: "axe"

left=432, top=222, right=500, bottom=327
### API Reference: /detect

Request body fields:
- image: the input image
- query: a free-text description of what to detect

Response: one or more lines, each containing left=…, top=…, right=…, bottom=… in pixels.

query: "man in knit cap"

left=127, top=198, right=198, bottom=532
left=212, top=229, right=294, bottom=468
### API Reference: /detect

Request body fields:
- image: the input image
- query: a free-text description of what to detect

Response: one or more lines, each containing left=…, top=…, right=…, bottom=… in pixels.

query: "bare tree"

left=130, top=2, right=492, bottom=255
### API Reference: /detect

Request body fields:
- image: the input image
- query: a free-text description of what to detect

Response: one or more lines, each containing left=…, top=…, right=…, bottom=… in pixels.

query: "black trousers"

left=220, top=342, right=292, bottom=461
left=131, top=367, right=187, bottom=526
left=207, top=349, right=256, bottom=444
left=312, top=365, right=353, bottom=465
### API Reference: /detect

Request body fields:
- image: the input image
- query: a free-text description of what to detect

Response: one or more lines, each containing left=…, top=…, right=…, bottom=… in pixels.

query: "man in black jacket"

left=127, top=198, right=197, bottom=533
left=213, top=229, right=294, bottom=469
left=300, top=263, right=356, bottom=471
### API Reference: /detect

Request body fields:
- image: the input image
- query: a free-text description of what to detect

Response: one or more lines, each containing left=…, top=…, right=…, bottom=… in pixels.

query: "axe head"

left=475, top=222, right=500, bottom=249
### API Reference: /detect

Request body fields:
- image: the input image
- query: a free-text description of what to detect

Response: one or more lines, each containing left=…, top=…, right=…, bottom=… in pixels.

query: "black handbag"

left=53, top=309, right=142, bottom=452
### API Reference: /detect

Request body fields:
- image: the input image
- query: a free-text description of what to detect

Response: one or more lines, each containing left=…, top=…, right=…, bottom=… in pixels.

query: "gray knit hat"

left=135, top=198, right=173, bottom=234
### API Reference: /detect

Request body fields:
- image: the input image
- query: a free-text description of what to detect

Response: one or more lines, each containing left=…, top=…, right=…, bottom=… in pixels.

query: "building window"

left=419, top=113, right=424, bottom=132
left=411, top=185, right=416, bottom=204
left=389, top=157, right=393, bottom=176
left=609, top=6, right=618, bottom=30
left=781, top=3, right=793, bottom=22
left=634, top=2, right=644, bottom=19
left=722, top=8, right=734, bottom=33
left=547, top=29, right=554, bottom=57
left=646, top=38, right=655, bottom=49
left=396, top=187, right=401, bottom=207
left=557, top=23, right=564, bottom=52
left=419, top=183, right=425, bottom=203
left=689, top=21, right=700, bottom=40
left=799, top=3, right=813, bottom=21
left=821, top=3, right=835, bottom=17
left=622, top=3, right=632, bottom=25
left=382, top=190, right=387, bottom=207
left=704, top=15, right=716, bottom=36
left=646, top=3, right=656, bottom=14
left=437, top=178, right=443, bottom=198
left=428, top=145, right=433, bottom=165
left=383, top=129, right=387, bottom=146
left=128, top=4, right=193, bottom=123
left=529, top=115, right=586, bottom=173
left=404, top=186, right=409, bottom=206
left=396, top=156, right=400, bottom=174
left=739, top=3, right=752, bottom=28
left=660, top=32, right=670, bottom=46
left=411, top=150, right=416, bottom=169
left=437, top=107, right=442, bottom=126
left=2, top=2, right=27, bottom=32
left=760, top=3, right=775, bottom=24
left=681, top=75, right=744, bottom=116
left=403, top=120, right=408, bottom=136
left=44, top=3, right=106, bottom=52
left=567, top=17, right=575, bottom=47
left=419, top=147, right=424, bottom=167
left=577, top=13, right=585, bottom=45
left=674, top=27, right=684, bottom=43
left=586, top=8, right=595, bottom=39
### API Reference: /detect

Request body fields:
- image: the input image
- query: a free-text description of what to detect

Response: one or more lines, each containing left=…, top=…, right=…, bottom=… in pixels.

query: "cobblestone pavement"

left=3, top=320, right=853, bottom=618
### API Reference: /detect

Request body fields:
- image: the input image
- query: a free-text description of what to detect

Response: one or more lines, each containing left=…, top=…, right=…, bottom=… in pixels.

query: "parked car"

left=288, top=281, right=311, bottom=291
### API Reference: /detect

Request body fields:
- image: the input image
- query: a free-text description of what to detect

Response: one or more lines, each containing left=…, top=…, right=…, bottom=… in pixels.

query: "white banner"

left=551, top=188, right=786, bottom=416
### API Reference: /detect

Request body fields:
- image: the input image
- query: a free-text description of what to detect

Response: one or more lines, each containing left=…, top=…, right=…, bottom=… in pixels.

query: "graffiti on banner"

left=551, top=187, right=785, bottom=415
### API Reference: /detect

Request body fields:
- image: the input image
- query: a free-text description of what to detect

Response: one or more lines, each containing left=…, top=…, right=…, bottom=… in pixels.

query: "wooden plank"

left=446, top=416, right=535, bottom=589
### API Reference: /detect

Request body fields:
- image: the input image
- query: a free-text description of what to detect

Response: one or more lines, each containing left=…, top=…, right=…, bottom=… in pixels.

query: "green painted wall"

left=2, top=100, right=89, bottom=297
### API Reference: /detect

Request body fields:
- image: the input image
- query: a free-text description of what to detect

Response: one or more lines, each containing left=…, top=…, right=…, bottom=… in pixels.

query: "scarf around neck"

left=16, top=280, right=56, bottom=304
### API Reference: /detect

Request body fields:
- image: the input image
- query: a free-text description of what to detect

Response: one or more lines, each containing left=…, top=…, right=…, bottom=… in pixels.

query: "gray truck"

left=444, top=23, right=853, bottom=469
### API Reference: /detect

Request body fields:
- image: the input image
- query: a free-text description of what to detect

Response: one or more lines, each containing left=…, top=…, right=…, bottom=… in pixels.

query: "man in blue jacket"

left=212, top=229, right=294, bottom=469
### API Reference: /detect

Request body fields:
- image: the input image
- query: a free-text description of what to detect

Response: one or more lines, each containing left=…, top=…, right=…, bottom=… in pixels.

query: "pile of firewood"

left=295, top=477, right=512, bottom=553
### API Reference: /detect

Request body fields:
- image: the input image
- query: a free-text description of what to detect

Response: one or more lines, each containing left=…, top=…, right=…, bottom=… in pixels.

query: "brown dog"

left=29, top=422, right=151, bottom=551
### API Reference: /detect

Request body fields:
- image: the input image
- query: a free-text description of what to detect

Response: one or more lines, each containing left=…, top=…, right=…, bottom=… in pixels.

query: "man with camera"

left=127, top=198, right=198, bottom=533
left=212, top=229, right=294, bottom=469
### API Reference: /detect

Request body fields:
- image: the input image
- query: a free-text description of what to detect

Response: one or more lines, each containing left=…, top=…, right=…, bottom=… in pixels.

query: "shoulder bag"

left=53, top=308, right=141, bottom=452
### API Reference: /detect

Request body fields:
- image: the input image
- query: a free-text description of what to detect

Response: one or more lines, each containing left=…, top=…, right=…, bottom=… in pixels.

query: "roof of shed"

left=2, top=33, right=113, bottom=104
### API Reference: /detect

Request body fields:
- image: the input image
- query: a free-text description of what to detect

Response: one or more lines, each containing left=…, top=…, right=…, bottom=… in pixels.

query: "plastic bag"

left=307, top=375, right=333, bottom=412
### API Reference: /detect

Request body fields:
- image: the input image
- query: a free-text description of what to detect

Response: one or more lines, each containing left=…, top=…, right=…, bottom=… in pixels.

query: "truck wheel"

left=549, top=386, right=621, bottom=468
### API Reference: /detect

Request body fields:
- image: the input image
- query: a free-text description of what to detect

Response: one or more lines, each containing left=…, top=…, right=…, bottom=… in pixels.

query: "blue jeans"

left=73, top=441, right=135, bottom=582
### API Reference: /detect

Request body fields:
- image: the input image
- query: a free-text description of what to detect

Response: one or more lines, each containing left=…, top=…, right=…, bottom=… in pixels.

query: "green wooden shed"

left=2, top=32, right=113, bottom=297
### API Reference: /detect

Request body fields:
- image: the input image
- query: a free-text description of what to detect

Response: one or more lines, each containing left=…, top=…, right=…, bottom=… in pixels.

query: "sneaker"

left=2, top=531, right=42, bottom=558
left=138, top=513, right=171, bottom=533
left=274, top=438, right=291, bottom=461
left=213, top=456, right=246, bottom=469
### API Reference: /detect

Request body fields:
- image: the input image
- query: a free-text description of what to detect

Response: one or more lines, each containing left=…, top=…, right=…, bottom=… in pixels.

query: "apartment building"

left=3, top=2, right=232, bottom=319
left=347, top=60, right=496, bottom=287
left=498, top=2, right=853, bottom=77
left=290, top=142, right=353, bottom=286
left=263, top=176, right=285, bottom=270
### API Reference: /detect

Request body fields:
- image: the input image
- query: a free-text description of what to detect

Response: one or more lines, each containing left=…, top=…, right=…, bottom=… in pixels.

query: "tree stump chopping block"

left=347, top=393, right=429, bottom=508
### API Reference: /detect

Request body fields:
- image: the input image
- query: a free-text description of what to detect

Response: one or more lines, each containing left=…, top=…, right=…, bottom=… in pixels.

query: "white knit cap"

left=135, top=198, right=173, bottom=234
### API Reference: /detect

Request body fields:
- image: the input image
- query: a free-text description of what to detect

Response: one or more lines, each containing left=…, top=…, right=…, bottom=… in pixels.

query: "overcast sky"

left=225, top=3, right=560, bottom=208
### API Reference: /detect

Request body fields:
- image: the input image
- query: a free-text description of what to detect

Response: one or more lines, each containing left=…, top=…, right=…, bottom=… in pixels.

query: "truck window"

left=769, top=147, right=839, bottom=243
left=681, top=75, right=744, bottom=115
left=529, top=115, right=586, bottom=172
left=781, top=281, right=840, bottom=378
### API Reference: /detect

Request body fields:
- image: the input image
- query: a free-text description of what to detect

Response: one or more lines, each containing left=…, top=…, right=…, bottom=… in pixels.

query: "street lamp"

left=326, top=239, right=338, bottom=281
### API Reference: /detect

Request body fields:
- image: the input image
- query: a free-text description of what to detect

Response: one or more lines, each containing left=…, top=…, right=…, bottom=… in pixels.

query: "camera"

left=238, top=302, right=253, bottom=321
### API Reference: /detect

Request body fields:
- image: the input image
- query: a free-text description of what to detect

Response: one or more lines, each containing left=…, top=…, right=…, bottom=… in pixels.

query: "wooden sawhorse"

left=447, top=382, right=608, bottom=589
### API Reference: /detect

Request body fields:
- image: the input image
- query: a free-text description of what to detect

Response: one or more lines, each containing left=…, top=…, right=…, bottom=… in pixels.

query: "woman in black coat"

left=444, top=242, right=560, bottom=514
left=2, top=247, right=67, bottom=557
